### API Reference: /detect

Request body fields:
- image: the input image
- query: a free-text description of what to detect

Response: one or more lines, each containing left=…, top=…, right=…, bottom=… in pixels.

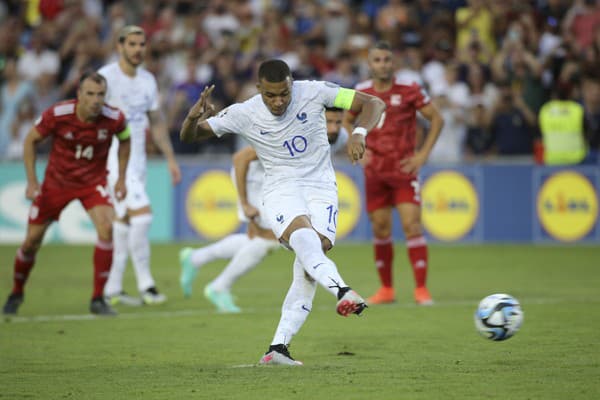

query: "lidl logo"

left=422, top=171, right=479, bottom=241
left=335, top=171, right=361, bottom=238
left=537, top=171, right=598, bottom=242
left=186, top=171, right=240, bottom=239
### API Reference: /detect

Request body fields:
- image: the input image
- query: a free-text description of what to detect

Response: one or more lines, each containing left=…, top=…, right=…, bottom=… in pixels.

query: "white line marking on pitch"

left=2, top=297, right=597, bottom=325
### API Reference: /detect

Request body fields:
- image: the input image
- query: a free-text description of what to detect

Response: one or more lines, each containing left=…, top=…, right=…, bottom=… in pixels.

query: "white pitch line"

left=2, top=297, right=598, bottom=325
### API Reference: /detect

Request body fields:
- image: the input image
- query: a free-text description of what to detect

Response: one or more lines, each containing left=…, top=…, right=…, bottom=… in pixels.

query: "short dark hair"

left=373, top=40, right=392, bottom=51
left=325, top=107, right=343, bottom=113
left=118, top=25, right=145, bottom=43
left=258, top=59, right=291, bottom=83
left=79, top=70, right=107, bottom=86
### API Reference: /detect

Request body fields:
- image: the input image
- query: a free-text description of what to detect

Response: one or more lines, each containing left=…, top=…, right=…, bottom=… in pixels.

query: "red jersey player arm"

left=232, top=146, right=260, bottom=221
left=400, top=102, right=444, bottom=175
left=22, top=127, right=45, bottom=200
left=180, top=85, right=217, bottom=143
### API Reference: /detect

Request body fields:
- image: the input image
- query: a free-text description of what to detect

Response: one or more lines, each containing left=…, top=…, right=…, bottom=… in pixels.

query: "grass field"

left=1, top=243, right=599, bottom=399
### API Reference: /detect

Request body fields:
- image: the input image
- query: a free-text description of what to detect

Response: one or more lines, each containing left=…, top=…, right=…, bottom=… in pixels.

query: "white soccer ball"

left=474, top=293, right=524, bottom=341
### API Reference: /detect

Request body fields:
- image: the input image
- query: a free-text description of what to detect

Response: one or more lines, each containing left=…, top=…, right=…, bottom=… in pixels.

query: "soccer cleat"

left=336, top=287, right=368, bottom=317
left=141, top=287, right=167, bottom=305
left=104, top=291, right=143, bottom=307
left=367, top=286, right=396, bottom=304
left=414, top=287, right=434, bottom=306
left=3, top=293, right=24, bottom=315
left=259, top=344, right=303, bottom=366
left=179, top=247, right=198, bottom=298
left=90, top=297, right=117, bottom=316
left=204, top=285, right=241, bottom=313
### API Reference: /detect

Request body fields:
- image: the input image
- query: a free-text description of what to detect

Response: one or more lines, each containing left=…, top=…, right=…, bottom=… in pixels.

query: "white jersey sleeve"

left=206, top=103, right=250, bottom=138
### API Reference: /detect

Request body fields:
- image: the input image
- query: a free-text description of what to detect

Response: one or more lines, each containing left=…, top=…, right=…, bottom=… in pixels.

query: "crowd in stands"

left=1, top=0, right=599, bottom=163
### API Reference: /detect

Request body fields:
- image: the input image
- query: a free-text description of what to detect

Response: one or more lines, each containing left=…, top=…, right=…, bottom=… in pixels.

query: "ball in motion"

left=474, top=293, right=523, bottom=341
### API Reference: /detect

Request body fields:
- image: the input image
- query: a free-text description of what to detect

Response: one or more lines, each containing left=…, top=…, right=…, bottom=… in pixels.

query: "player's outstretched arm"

left=232, top=146, right=260, bottom=220
left=22, top=127, right=44, bottom=200
left=180, top=85, right=216, bottom=143
left=346, top=91, right=386, bottom=163
left=148, top=109, right=181, bottom=184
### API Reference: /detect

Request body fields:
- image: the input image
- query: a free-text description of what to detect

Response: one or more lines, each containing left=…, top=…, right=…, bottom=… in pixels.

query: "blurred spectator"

left=581, top=72, right=600, bottom=160
left=375, top=0, right=414, bottom=49
left=17, top=28, right=60, bottom=82
left=455, top=0, right=496, bottom=57
left=202, top=0, right=240, bottom=48
left=428, top=92, right=467, bottom=163
left=323, top=1, right=350, bottom=59
left=489, top=81, right=537, bottom=156
left=322, top=50, right=359, bottom=88
left=465, top=101, right=493, bottom=157
left=0, top=57, right=34, bottom=159
left=562, top=0, right=600, bottom=55
left=539, top=83, right=587, bottom=164
left=6, top=99, right=35, bottom=160
left=492, top=32, right=546, bottom=113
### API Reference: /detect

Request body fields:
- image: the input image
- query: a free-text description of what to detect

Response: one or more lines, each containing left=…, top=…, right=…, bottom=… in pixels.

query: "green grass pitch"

left=1, top=243, right=599, bottom=399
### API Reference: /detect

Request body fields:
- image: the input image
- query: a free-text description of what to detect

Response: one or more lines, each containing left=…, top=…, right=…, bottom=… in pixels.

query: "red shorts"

left=365, top=173, right=421, bottom=213
left=28, top=183, right=113, bottom=224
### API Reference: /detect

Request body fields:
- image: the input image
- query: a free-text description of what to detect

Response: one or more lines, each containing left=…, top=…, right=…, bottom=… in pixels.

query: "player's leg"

left=365, top=173, right=396, bottom=304
left=367, top=207, right=396, bottom=304
left=3, top=221, right=52, bottom=315
left=3, top=187, right=70, bottom=315
left=127, top=207, right=166, bottom=304
left=86, top=200, right=118, bottom=315
left=396, top=202, right=432, bottom=305
left=103, top=172, right=135, bottom=305
left=278, top=188, right=366, bottom=316
left=260, top=256, right=316, bottom=365
left=179, top=233, right=251, bottom=297
left=206, top=237, right=279, bottom=312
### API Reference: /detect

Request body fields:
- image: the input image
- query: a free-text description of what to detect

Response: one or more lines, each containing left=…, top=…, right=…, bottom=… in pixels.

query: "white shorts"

left=263, top=183, right=338, bottom=246
left=107, top=172, right=150, bottom=219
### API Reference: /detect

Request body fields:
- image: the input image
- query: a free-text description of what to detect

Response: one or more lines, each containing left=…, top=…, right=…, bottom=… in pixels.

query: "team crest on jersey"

left=296, top=112, right=307, bottom=124
left=64, top=131, right=74, bottom=140
left=97, top=129, right=108, bottom=141
left=391, top=94, right=402, bottom=106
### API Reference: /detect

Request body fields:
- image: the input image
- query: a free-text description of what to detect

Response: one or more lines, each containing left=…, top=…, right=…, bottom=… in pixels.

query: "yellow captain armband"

left=117, top=125, right=131, bottom=141
left=333, top=87, right=356, bottom=110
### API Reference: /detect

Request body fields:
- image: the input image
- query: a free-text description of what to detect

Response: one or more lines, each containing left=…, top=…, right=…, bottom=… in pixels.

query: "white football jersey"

left=99, top=62, right=159, bottom=178
left=208, top=80, right=341, bottom=192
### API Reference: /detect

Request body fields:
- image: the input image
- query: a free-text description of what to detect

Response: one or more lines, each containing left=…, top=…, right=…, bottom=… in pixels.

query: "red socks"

left=93, top=240, right=113, bottom=299
left=12, top=248, right=35, bottom=295
left=406, top=235, right=428, bottom=288
left=373, top=237, right=394, bottom=288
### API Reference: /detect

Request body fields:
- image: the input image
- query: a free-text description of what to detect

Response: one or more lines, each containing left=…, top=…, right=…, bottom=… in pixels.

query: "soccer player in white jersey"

left=180, top=60, right=385, bottom=366
left=99, top=25, right=181, bottom=306
left=179, top=108, right=349, bottom=313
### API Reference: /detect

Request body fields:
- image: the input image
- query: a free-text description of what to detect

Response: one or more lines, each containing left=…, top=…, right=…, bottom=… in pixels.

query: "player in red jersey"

left=2, top=71, right=131, bottom=316
left=344, top=41, right=444, bottom=305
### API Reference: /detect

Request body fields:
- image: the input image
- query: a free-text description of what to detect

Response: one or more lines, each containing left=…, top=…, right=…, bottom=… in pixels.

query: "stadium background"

left=0, top=0, right=599, bottom=244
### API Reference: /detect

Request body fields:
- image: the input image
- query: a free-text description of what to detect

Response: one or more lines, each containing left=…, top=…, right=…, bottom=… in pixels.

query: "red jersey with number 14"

left=35, top=100, right=127, bottom=190
left=354, top=78, right=429, bottom=179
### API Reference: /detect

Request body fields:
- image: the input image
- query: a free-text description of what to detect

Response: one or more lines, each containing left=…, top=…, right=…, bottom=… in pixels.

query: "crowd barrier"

left=0, top=159, right=597, bottom=244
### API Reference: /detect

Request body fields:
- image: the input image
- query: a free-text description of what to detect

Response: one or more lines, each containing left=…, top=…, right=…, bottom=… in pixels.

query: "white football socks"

left=288, top=228, right=347, bottom=297
left=271, top=256, right=317, bottom=346
left=129, top=214, right=155, bottom=292
left=103, top=221, right=129, bottom=296
left=210, top=237, right=279, bottom=291
left=190, top=233, right=250, bottom=268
